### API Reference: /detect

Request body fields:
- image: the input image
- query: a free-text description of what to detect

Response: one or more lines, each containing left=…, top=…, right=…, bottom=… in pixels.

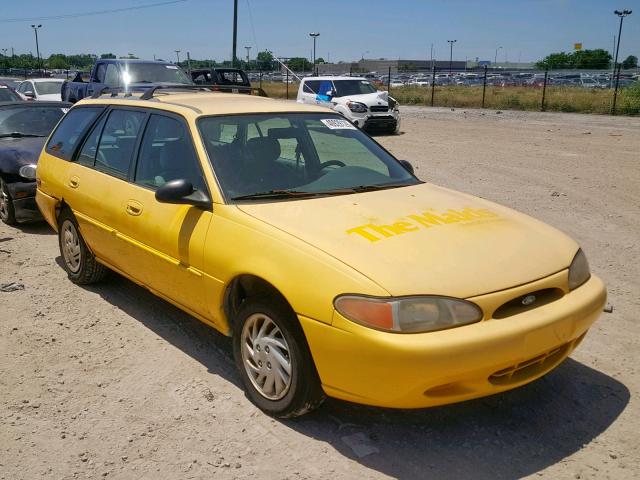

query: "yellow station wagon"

left=36, top=86, right=606, bottom=417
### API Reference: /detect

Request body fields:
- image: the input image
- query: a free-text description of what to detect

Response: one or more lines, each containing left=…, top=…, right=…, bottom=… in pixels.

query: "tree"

left=47, top=54, right=69, bottom=69
left=536, top=49, right=612, bottom=70
left=287, top=57, right=312, bottom=72
left=316, top=57, right=325, bottom=64
left=100, top=53, right=116, bottom=59
left=256, top=50, right=274, bottom=70
left=622, top=55, right=638, bottom=69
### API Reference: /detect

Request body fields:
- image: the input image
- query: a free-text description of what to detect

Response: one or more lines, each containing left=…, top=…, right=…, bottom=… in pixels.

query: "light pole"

left=232, top=0, right=238, bottom=67
left=494, top=46, right=502, bottom=66
left=309, top=32, right=320, bottom=75
left=31, top=24, right=42, bottom=74
left=175, top=50, right=181, bottom=65
left=244, top=46, right=252, bottom=67
left=612, top=9, right=633, bottom=114
left=447, top=39, right=457, bottom=75
left=613, top=10, right=632, bottom=70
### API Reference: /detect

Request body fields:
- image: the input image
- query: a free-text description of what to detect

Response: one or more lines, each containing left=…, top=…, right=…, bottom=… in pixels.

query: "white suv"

left=297, top=76, right=400, bottom=134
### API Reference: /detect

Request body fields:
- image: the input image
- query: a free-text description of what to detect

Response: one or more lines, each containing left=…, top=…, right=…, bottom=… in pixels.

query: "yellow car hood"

left=237, top=183, right=578, bottom=298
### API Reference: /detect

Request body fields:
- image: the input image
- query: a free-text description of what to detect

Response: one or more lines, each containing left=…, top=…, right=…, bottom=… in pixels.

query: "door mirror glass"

left=155, top=179, right=211, bottom=208
left=24, top=90, right=35, bottom=98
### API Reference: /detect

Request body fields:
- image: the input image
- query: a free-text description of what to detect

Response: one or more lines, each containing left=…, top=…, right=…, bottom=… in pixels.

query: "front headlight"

left=568, top=248, right=590, bottom=290
left=18, top=164, right=37, bottom=181
left=347, top=101, right=368, bottom=113
left=334, top=295, right=483, bottom=333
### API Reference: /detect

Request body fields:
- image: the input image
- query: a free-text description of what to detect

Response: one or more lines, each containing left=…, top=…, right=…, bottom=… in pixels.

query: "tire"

left=0, top=179, right=17, bottom=225
left=57, top=209, right=107, bottom=284
left=233, top=297, right=325, bottom=418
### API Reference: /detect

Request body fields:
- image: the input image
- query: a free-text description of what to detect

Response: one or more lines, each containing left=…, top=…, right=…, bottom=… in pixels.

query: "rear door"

left=67, top=107, right=148, bottom=276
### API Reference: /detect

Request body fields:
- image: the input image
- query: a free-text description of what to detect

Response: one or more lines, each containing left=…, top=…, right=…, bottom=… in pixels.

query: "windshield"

left=198, top=113, right=418, bottom=201
left=0, top=105, right=67, bottom=136
left=122, top=63, right=193, bottom=84
left=0, top=87, right=21, bottom=102
left=34, top=81, right=63, bottom=95
left=332, top=80, right=378, bottom=97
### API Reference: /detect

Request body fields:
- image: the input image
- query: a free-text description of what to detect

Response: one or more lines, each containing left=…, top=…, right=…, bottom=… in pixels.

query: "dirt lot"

left=1, top=107, right=639, bottom=480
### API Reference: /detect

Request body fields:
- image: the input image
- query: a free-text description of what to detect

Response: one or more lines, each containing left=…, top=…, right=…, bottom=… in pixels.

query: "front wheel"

left=233, top=297, right=325, bottom=418
left=58, top=209, right=107, bottom=284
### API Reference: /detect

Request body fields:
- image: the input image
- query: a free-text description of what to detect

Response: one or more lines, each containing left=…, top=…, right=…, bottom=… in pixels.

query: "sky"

left=1, top=0, right=638, bottom=64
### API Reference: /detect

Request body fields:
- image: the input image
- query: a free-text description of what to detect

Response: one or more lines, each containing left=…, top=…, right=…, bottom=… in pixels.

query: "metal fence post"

left=540, top=68, right=548, bottom=112
left=430, top=65, right=436, bottom=107
left=286, top=69, right=289, bottom=100
left=350, top=65, right=353, bottom=77
left=259, top=71, right=262, bottom=89
left=611, top=63, right=622, bottom=115
left=481, top=65, right=488, bottom=108
left=387, top=66, right=391, bottom=94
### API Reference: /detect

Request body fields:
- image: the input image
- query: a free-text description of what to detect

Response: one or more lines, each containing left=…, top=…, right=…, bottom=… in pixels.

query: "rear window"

left=46, top=107, right=104, bottom=160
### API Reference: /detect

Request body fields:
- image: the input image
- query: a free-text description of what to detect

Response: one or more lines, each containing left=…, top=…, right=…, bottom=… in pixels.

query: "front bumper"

left=7, top=181, right=40, bottom=222
left=348, top=110, right=400, bottom=133
left=299, top=274, right=606, bottom=409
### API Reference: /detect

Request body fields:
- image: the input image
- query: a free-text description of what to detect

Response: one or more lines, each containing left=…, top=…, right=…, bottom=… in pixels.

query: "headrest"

left=246, top=137, right=281, bottom=163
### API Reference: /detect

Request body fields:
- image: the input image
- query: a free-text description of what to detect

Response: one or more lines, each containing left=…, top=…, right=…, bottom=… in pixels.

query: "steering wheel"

left=319, top=160, right=346, bottom=169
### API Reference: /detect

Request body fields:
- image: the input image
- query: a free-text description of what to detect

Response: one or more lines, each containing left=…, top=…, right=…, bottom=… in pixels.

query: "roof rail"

left=139, top=84, right=267, bottom=101
left=90, top=87, right=133, bottom=99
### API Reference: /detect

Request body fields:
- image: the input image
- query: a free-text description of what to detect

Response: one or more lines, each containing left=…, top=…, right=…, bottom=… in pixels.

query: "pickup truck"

left=191, top=68, right=252, bottom=92
left=61, top=59, right=193, bottom=103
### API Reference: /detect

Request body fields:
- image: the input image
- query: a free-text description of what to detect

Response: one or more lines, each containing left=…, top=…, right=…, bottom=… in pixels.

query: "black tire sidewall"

left=57, top=211, right=90, bottom=282
left=232, top=298, right=320, bottom=417
left=0, top=179, right=17, bottom=225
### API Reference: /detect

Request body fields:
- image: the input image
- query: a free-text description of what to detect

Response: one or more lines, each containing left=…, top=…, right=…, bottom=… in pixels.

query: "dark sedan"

left=0, top=101, right=71, bottom=224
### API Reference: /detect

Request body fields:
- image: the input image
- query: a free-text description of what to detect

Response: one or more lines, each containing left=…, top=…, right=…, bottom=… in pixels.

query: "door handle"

left=68, top=176, right=79, bottom=188
left=125, top=201, right=143, bottom=216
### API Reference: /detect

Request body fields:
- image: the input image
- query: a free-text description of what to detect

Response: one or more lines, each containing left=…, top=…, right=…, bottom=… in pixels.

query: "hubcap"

left=61, top=221, right=82, bottom=273
left=241, top=313, right=292, bottom=400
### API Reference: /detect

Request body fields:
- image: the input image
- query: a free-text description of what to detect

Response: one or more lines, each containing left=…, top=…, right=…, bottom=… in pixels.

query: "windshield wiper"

left=0, top=132, right=46, bottom=138
left=231, top=190, right=321, bottom=201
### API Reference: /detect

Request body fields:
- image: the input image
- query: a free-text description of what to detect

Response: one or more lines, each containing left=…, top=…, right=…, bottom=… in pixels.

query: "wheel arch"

left=223, top=274, right=295, bottom=335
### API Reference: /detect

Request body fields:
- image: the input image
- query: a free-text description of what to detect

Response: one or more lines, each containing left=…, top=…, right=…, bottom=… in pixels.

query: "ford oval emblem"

left=522, top=295, right=536, bottom=306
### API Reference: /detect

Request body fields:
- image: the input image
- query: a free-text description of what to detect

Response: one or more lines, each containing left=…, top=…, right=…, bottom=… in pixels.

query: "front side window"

left=46, top=107, right=104, bottom=160
left=332, top=80, right=377, bottom=97
left=134, top=114, right=206, bottom=192
left=94, top=109, right=146, bottom=177
left=198, top=113, right=417, bottom=200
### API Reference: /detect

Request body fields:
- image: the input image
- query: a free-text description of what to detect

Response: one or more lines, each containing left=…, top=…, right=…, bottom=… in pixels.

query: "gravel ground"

left=1, top=106, right=639, bottom=480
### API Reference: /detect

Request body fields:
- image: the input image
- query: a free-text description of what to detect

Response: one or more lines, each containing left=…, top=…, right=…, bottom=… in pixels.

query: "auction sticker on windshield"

left=321, top=118, right=357, bottom=130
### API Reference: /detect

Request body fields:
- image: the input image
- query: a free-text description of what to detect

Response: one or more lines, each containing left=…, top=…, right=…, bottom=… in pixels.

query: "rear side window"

left=94, top=109, right=146, bottom=178
left=46, top=107, right=103, bottom=160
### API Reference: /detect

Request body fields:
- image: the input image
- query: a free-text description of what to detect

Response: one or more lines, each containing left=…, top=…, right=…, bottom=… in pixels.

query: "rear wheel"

left=233, top=297, right=325, bottom=418
left=0, top=179, right=17, bottom=225
left=58, top=209, right=107, bottom=284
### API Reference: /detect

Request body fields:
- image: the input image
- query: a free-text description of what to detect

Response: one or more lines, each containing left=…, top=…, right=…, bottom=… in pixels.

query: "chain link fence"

left=249, top=66, right=640, bottom=116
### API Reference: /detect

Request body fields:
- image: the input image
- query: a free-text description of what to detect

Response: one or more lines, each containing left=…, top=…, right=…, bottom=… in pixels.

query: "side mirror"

left=24, top=91, right=35, bottom=98
left=399, top=160, right=414, bottom=175
left=155, top=179, right=211, bottom=209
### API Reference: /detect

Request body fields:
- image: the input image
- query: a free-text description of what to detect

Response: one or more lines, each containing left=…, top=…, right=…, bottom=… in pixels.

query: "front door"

left=119, top=112, right=212, bottom=319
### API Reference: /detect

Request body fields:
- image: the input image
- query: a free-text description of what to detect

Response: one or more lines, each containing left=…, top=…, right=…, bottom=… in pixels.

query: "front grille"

left=489, top=340, right=573, bottom=386
left=370, top=105, right=389, bottom=112
left=492, top=288, right=563, bottom=319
